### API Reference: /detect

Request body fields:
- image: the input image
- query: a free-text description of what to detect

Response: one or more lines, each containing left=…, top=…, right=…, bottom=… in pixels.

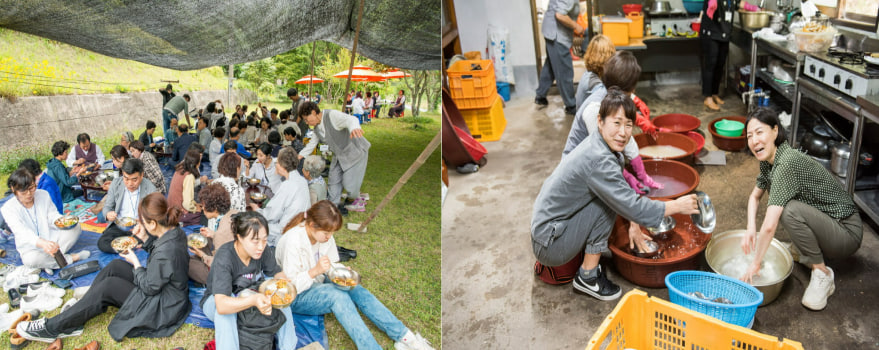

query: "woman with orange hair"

left=575, top=34, right=616, bottom=110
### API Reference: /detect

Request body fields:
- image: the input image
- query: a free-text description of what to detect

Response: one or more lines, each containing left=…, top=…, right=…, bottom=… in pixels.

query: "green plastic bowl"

left=715, top=119, right=745, bottom=137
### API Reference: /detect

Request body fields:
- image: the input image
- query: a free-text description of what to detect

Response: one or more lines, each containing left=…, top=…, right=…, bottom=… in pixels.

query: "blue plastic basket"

left=665, top=270, right=763, bottom=328
left=682, top=0, right=704, bottom=14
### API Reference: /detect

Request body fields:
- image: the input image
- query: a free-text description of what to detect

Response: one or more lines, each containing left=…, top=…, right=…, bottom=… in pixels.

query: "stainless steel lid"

left=691, top=191, right=716, bottom=233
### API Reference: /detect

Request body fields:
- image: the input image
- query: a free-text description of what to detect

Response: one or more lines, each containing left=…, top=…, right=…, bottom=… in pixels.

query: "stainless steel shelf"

left=854, top=190, right=879, bottom=226
left=756, top=70, right=795, bottom=102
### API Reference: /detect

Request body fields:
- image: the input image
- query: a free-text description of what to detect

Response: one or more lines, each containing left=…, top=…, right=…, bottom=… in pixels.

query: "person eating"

left=65, top=133, right=105, bottom=170
left=46, top=141, right=86, bottom=203
left=188, top=184, right=239, bottom=285
left=740, top=108, right=863, bottom=311
left=97, top=158, right=159, bottom=254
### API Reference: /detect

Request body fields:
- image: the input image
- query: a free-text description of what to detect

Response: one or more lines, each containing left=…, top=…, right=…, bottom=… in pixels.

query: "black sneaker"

left=565, top=106, right=577, bottom=115
left=535, top=97, right=548, bottom=106
left=572, top=265, right=622, bottom=301
left=337, top=203, right=349, bottom=217
left=16, top=318, right=58, bottom=343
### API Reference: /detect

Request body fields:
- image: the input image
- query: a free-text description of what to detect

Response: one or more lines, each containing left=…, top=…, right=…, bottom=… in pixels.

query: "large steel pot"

left=829, top=141, right=873, bottom=178
left=738, top=10, right=772, bottom=29
left=705, top=230, right=793, bottom=306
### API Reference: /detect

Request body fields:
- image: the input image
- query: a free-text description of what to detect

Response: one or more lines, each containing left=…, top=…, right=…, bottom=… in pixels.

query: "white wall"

left=454, top=0, right=540, bottom=96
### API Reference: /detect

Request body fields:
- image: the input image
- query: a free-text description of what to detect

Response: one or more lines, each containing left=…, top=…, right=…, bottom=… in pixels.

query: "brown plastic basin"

left=652, top=113, right=701, bottom=133
left=641, top=159, right=699, bottom=200
left=709, top=116, right=748, bottom=152
left=608, top=214, right=712, bottom=288
left=635, top=132, right=699, bottom=165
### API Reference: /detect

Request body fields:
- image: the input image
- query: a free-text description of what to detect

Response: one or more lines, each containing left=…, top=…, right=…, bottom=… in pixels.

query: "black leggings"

left=700, top=37, right=729, bottom=97
left=46, top=260, right=135, bottom=334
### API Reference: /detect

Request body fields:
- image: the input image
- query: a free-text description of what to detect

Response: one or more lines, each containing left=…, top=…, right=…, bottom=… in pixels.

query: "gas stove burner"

left=827, top=47, right=865, bottom=65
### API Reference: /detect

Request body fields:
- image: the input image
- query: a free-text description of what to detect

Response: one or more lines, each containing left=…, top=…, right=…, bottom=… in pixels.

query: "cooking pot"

left=829, top=141, right=873, bottom=178
left=649, top=1, right=672, bottom=14
left=801, top=124, right=841, bottom=159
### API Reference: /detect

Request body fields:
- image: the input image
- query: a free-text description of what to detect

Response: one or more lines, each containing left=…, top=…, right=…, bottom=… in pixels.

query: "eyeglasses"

left=17, top=185, right=36, bottom=194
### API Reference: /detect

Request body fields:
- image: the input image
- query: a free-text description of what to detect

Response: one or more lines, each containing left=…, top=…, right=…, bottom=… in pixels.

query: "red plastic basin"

left=653, top=113, right=701, bottom=133
left=635, top=132, right=699, bottom=165
left=623, top=3, right=643, bottom=14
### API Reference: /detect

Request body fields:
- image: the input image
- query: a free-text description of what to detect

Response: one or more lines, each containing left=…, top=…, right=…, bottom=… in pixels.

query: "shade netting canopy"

left=0, top=0, right=441, bottom=71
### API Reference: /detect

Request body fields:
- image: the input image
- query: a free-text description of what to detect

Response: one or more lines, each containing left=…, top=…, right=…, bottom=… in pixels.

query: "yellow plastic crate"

left=447, top=59, right=497, bottom=110
left=587, top=290, right=803, bottom=350
left=460, top=96, right=506, bottom=142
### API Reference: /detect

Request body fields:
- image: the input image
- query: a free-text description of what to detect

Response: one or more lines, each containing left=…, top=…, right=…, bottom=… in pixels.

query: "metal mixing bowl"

left=739, top=10, right=772, bottom=29
left=328, top=266, right=361, bottom=291
left=692, top=191, right=716, bottom=233
left=116, top=217, right=137, bottom=231
left=187, top=233, right=208, bottom=249
left=259, top=278, right=297, bottom=309
left=647, top=216, right=676, bottom=235
left=705, top=230, right=794, bottom=306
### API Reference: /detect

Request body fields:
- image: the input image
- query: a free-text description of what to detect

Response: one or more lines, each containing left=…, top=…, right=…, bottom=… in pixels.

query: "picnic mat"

left=0, top=226, right=328, bottom=348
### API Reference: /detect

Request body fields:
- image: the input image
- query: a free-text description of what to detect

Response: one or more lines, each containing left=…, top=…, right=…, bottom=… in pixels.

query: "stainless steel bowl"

left=53, top=214, right=79, bottom=230
left=259, top=278, right=297, bottom=309
left=649, top=1, right=672, bottom=14
left=705, top=230, right=794, bottom=306
left=691, top=191, right=716, bottom=233
left=647, top=216, right=676, bottom=235
left=739, top=10, right=772, bottom=29
left=187, top=233, right=209, bottom=249
left=115, top=217, right=137, bottom=231
left=328, top=266, right=361, bottom=291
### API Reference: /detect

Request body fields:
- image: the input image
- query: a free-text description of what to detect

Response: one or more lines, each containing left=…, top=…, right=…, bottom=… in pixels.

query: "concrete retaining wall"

left=0, top=89, right=256, bottom=154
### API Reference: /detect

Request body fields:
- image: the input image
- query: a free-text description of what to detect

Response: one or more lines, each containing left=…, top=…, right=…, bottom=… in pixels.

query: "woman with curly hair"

left=189, top=183, right=240, bottom=285
left=575, top=34, right=616, bottom=110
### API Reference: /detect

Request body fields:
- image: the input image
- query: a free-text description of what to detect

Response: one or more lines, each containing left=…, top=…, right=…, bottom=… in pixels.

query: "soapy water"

left=640, top=145, right=687, bottom=158
left=624, top=221, right=710, bottom=260
left=645, top=175, right=690, bottom=198
left=718, top=253, right=785, bottom=285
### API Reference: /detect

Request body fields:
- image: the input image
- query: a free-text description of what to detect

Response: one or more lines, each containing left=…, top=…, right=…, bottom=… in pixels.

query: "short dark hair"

left=146, top=120, right=156, bottom=130
left=241, top=105, right=248, bottom=112
left=602, top=51, right=641, bottom=93
left=76, top=133, right=91, bottom=144
left=130, top=140, right=145, bottom=152
left=279, top=109, right=290, bottom=121
left=223, top=140, right=238, bottom=152
left=287, top=87, right=298, bottom=97
left=120, top=158, right=144, bottom=176
left=199, top=116, right=209, bottom=127
left=256, top=143, right=273, bottom=157
left=206, top=102, right=216, bottom=113
left=298, top=101, right=320, bottom=118
left=229, top=128, right=240, bottom=138
left=177, top=123, right=189, bottom=133
left=399, top=89, right=405, bottom=94
left=183, top=93, right=191, bottom=100
left=17, top=159, right=40, bottom=177
left=277, top=146, right=299, bottom=172
left=746, top=107, right=787, bottom=146
left=213, top=127, right=225, bottom=138
left=231, top=211, right=270, bottom=241
left=7, top=168, right=35, bottom=193
left=198, top=183, right=231, bottom=214
left=51, top=141, right=70, bottom=157
left=260, top=117, right=272, bottom=129
left=218, top=152, right=241, bottom=178
left=110, top=145, right=129, bottom=160
left=283, top=127, right=296, bottom=137
left=268, top=131, right=281, bottom=144
left=599, top=87, right=637, bottom=123
left=271, top=108, right=278, bottom=115
left=166, top=83, right=173, bottom=90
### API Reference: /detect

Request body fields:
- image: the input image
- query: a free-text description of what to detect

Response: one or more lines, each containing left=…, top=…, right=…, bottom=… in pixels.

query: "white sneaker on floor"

left=27, top=283, right=65, bottom=299
left=20, top=293, right=62, bottom=313
left=394, top=330, right=435, bottom=350
left=802, top=267, right=835, bottom=311
left=60, top=298, right=77, bottom=313
left=0, top=302, right=8, bottom=314
left=72, top=286, right=90, bottom=300
left=345, top=198, right=366, bottom=212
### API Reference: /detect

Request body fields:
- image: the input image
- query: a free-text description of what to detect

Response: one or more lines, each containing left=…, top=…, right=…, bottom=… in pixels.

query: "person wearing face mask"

left=97, top=158, right=158, bottom=254
left=531, top=90, right=699, bottom=301
left=275, top=201, right=434, bottom=350
left=740, top=108, right=862, bottom=311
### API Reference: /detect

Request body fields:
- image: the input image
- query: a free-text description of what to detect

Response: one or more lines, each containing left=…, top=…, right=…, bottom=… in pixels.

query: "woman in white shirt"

left=275, top=201, right=433, bottom=350
left=0, top=169, right=89, bottom=270
left=248, top=143, right=283, bottom=194
left=212, top=153, right=248, bottom=212
left=351, top=92, right=366, bottom=125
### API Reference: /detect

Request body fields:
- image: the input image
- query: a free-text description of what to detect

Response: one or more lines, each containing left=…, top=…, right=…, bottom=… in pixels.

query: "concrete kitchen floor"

left=441, top=83, right=879, bottom=349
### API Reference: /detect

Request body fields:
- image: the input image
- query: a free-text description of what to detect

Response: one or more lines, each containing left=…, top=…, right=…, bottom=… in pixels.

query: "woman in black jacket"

left=700, top=0, right=735, bottom=111
left=16, top=192, right=191, bottom=343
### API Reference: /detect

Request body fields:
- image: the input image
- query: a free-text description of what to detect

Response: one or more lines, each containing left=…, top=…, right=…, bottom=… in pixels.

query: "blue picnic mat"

left=0, top=226, right=327, bottom=348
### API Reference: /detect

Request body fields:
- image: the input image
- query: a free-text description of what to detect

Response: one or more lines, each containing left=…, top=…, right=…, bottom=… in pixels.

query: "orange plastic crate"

left=447, top=59, right=497, bottom=110
left=587, top=290, right=803, bottom=350
left=460, top=96, right=506, bottom=142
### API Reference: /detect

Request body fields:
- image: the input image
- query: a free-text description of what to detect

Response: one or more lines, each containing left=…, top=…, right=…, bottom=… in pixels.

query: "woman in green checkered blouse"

left=741, top=108, right=862, bottom=311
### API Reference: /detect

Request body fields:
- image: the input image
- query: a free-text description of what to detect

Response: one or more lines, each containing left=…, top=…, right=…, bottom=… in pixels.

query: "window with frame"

left=835, top=0, right=878, bottom=32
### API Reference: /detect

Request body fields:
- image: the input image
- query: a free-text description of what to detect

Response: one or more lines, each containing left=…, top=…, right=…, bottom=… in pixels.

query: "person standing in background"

left=699, top=0, right=735, bottom=111
left=534, top=0, right=583, bottom=115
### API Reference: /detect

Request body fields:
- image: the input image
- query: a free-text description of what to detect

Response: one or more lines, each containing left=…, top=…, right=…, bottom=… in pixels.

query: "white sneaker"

left=394, top=330, right=435, bottom=350
left=74, top=250, right=90, bottom=262
left=802, top=267, right=835, bottom=310
left=72, top=286, right=90, bottom=300
left=0, top=309, right=23, bottom=331
left=20, top=293, right=62, bottom=313
left=3, top=273, right=38, bottom=292
left=60, top=298, right=77, bottom=313
left=0, top=302, right=9, bottom=314
left=27, top=283, right=66, bottom=299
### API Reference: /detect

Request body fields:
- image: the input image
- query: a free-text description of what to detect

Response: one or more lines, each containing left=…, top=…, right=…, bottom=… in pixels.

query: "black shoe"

left=565, top=106, right=577, bottom=115
left=572, top=265, right=622, bottom=301
left=8, top=288, right=20, bottom=308
left=337, top=204, right=349, bottom=217
left=16, top=318, right=59, bottom=343
left=535, top=97, right=548, bottom=106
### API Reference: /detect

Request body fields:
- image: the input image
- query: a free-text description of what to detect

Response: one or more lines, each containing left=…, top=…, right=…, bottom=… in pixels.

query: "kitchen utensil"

left=53, top=215, right=79, bottom=230
left=648, top=216, right=676, bottom=235
left=738, top=10, right=772, bottom=29
left=259, top=278, right=297, bottom=308
left=829, top=141, right=873, bottom=178
left=691, top=191, right=715, bottom=233
left=328, top=266, right=361, bottom=291
left=705, top=230, right=793, bottom=306
left=187, top=233, right=208, bottom=249
left=634, top=240, right=661, bottom=258
left=649, top=1, right=672, bottom=14
left=115, top=217, right=137, bottom=231
left=111, top=236, right=138, bottom=253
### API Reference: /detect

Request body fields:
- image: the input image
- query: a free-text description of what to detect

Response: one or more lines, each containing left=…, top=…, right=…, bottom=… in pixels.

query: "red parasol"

left=294, top=75, right=325, bottom=84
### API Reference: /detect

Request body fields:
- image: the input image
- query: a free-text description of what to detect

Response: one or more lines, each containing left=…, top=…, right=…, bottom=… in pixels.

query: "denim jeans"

left=289, top=283, right=406, bottom=350
left=203, top=294, right=297, bottom=350
left=353, top=113, right=363, bottom=124
left=162, top=109, right=176, bottom=136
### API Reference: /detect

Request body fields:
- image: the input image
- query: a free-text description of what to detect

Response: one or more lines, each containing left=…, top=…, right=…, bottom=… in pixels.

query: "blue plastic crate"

left=665, top=270, right=762, bottom=328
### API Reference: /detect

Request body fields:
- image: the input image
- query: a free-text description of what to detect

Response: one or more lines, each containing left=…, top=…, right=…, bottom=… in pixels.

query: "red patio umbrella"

left=332, top=67, right=386, bottom=82
left=294, top=75, right=325, bottom=84
left=382, top=69, right=412, bottom=79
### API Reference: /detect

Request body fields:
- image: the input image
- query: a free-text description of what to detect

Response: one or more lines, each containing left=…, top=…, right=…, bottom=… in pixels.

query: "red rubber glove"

left=707, top=0, right=717, bottom=19
left=632, top=95, right=657, bottom=136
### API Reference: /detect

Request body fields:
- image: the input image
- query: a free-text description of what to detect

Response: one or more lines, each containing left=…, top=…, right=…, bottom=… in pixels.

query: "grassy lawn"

left=0, top=29, right=227, bottom=98
left=0, top=113, right=441, bottom=349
